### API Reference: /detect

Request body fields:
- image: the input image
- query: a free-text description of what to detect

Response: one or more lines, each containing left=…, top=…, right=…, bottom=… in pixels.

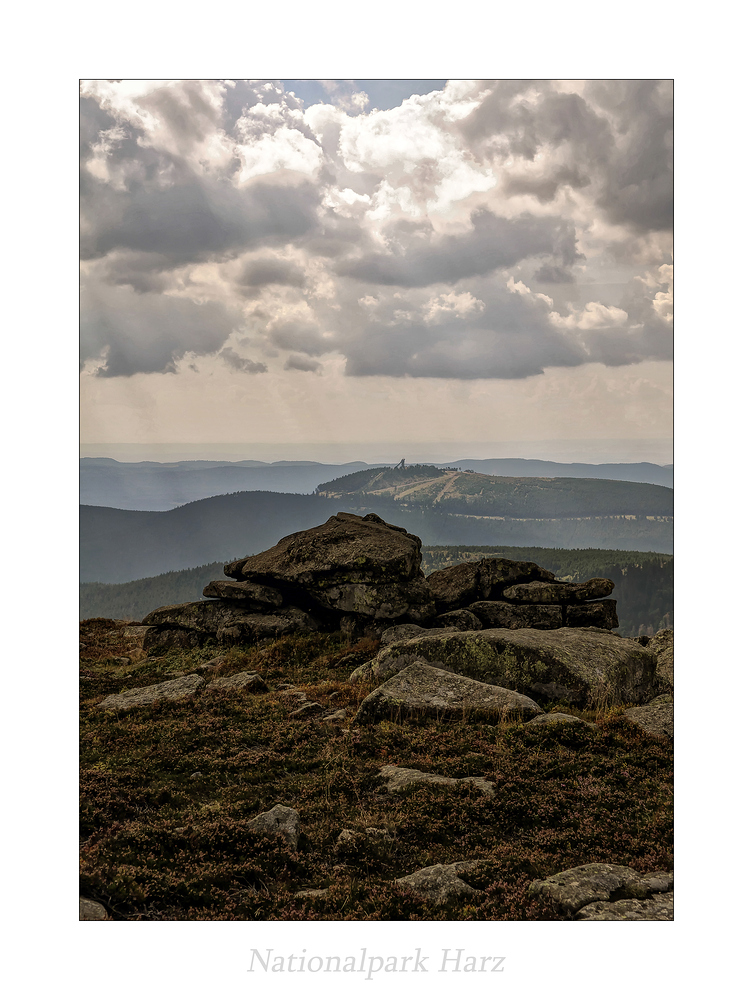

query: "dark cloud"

left=458, top=81, right=671, bottom=234
left=340, top=282, right=585, bottom=379
left=238, top=256, right=306, bottom=290
left=269, top=320, right=331, bottom=356
left=81, top=283, right=237, bottom=377
left=336, top=209, right=583, bottom=287
left=533, top=264, right=576, bottom=284
left=284, top=354, right=323, bottom=373
left=218, top=348, right=268, bottom=373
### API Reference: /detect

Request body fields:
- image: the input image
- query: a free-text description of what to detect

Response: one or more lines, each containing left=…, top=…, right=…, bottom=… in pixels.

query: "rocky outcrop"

left=140, top=513, right=439, bottom=650
left=134, top=512, right=635, bottom=659
left=528, top=863, right=673, bottom=918
left=355, top=659, right=543, bottom=724
left=351, top=627, right=659, bottom=708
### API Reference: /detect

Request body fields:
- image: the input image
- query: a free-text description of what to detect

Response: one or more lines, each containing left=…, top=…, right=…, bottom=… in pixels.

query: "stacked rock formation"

left=138, top=511, right=619, bottom=653
left=427, top=559, right=618, bottom=631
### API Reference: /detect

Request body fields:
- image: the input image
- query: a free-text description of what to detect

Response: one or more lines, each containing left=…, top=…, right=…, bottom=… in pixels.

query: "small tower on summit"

left=395, top=458, right=406, bottom=469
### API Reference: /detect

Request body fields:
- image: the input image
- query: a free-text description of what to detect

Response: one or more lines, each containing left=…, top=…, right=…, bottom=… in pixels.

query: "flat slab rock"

left=502, top=578, right=614, bottom=603
left=396, top=861, right=487, bottom=903
left=224, top=511, right=423, bottom=585
left=528, top=863, right=673, bottom=916
left=426, top=558, right=555, bottom=611
left=576, top=893, right=674, bottom=920
left=352, top=627, right=659, bottom=709
left=355, top=659, right=543, bottom=724
left=98, top=674, right=203, bottom=711
left=207, top=671, right=269, bottom=692
left=623, top=698, right=673, bottom=738
left=378, top=764, right=495, bottom=797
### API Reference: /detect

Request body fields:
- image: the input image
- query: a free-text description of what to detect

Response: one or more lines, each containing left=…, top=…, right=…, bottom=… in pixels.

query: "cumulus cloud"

left=79, top=79, right=672, bottom=383
left=218, top=348, right=267, bottom=373
left=284, top=354, right=323, bottom=373
left=81, top=282, right=237, bottom=377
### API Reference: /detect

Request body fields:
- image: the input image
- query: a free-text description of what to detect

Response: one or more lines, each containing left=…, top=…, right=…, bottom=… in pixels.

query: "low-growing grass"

left=80, top=620, right=672, bottom=921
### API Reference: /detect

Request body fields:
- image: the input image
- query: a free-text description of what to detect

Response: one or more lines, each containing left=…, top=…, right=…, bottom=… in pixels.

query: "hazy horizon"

left=80, top=438, right=673, bottom=466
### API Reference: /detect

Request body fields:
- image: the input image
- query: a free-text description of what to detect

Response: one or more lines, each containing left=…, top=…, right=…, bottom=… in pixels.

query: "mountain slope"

left=81, top=486, right=674, bottom=585
left=316, top=466, right=673, bottom=518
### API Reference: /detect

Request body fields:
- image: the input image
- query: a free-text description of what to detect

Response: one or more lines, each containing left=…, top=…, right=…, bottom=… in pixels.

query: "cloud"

left=218, top=348, right=267, bottom=373
left=79, top=80, right=672, bottom=385
left=284, top=354, right=323, bottom=373
left=237, top=255, right=306, bottom=290
left=336, top=209, right=583, bottom=287
left=80, top=282, right=237, bottom=377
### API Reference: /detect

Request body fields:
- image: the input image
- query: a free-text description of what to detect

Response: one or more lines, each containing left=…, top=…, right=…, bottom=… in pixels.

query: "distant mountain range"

left=80, top=456, right=673, bottom=511
left=81, top=470, right=673, bottom=584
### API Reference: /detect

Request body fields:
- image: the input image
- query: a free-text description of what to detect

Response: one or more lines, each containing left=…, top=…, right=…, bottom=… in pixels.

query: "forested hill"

left=79, top=546, right=672, bottom=638
left=316, top=466, right=673, bottom=518
left=81, top=486, right=674, bottom=585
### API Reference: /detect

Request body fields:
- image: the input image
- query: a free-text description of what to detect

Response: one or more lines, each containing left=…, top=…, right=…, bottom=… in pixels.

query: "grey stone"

left=289, top=701, right=323, bottom=718
left=648, top=629, right=674, bottom=691
left=528, top=863, right=663, bottom=915
left=202, top=579, right=284, bottom=606
left=312, top=578, right=435, bottom=621
left=79, top=897, right=108, bottom=920
left=224, top=511, right=423, bottom=585
left=468, top=601, right=563, bottom=630
left=426, top=558, right=555, bottom=611
left=207, top=671, right=269, bottom=693
left=247, top=804, right=301, bottom=851
left=564, top=600, right=619, bottom=629
left=378, top=764, right=496, bottom=797
left=294, top=888, right=328, bottom=898
left=322, top=709, right=349, bottom=722
left=432, top=609, right=483, bottom=631
left=396, top=861, right=485, bottom=903
left=503, top=578, right=614, bottom=603
left=576, top=892, right=674, bottom=920
left=623, top=700, right=673, bottom=738
left=98, top=674, right=203, bottom=711
left=352, top=627, right=659, bottom=709
left=355, top=659, right=543, bottom=725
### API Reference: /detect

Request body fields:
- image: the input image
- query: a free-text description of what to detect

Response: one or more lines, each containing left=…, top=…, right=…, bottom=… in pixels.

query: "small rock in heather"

left=289, top=701, right=323, bottom=718
left=80, top=897, right=108, bottom=920
left=396, top=861, right=485, bottom=903
left=623, top=700, right=673, bottom=739
left=207, top=671, right=269, bottom=692
left=247, top=804, right=301, bottom=851
left=379, top=764, right=495, bottom=797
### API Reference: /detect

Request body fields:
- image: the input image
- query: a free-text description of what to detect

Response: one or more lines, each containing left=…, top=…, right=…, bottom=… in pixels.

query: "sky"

left=79, top=79, right=673, bottom=464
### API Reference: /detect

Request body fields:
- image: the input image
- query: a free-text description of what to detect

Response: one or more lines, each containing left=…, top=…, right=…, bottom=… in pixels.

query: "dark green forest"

left=80, top=547, right=672, bottom=638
